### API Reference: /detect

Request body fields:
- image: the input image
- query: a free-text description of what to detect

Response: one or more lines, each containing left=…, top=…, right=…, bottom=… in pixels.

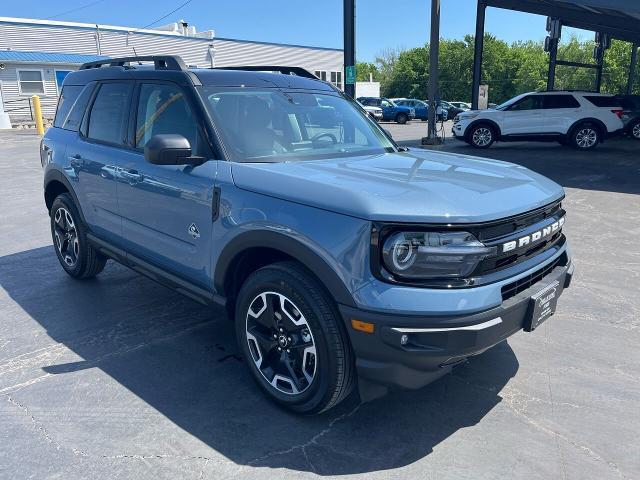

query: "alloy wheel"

left=245, top=291, right=317, bottom=395
left=53, top=207, right=79, bottom=267
left=632, top=123, right=640, bottom=139
left=576, top=128, right=597, bottom=148
left=472, top=127, right=492, bottom=146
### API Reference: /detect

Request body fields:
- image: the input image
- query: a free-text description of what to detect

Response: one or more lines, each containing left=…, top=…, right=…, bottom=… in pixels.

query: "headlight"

left=460, top=112, right=479, bottom=120
left=381, top=231, right=496, bottom=280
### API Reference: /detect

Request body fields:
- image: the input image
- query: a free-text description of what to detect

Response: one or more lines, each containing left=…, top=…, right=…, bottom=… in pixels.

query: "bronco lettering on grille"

left=502, top=216, right=565, bottom=253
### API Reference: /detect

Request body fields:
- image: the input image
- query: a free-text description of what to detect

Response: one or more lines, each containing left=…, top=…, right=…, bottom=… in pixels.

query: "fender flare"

left=43, top=169, right=86, bottom=223
left=464, top=119, right=502, bottom=140
left=567, top=118, right=607, bottom=140
left=214, top=229, right=357, bottom=307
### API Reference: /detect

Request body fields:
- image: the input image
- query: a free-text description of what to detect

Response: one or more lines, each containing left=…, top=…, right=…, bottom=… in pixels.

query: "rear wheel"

left=395, top=113, right=408, bottom=124
left=570, top=122, right=600, bottom=150
left=468, top=124, right=495, bottom=148
left=235, top=262, right=355, bottom=414
left=50, top=193, right=107, bottom=279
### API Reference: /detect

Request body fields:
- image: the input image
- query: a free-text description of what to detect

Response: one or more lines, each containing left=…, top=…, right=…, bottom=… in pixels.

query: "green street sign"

left=346, top=65, right=356, bottom=85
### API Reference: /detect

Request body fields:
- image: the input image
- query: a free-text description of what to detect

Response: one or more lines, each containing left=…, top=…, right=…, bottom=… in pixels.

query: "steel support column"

left=471, top=0, right=486, bottom=109
left=343, top=0, right=356, bottom=98
left=426, top=0, right=441, bottom=140
left=547, top=38, right=559, bottom=90
left=628, top=43, right=638, bottom=95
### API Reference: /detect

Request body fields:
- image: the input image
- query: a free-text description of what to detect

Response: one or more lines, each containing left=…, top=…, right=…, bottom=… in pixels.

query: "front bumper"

left=340, top=260, right=574, bottom=390
left=451, top=120, right=467, bottom=139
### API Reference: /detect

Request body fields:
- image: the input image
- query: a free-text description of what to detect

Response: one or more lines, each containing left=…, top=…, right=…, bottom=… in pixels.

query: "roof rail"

left=79, top=55, right=187, bottom=71
left=213, top=65, right=318, bottom=79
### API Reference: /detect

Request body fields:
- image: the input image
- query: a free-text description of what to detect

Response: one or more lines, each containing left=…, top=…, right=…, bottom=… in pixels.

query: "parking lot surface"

left=1, top=129, right=639, bottom=479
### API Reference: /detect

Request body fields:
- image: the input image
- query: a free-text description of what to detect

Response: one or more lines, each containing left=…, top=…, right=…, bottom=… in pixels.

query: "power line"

left=138, top=0, right=195, bottom=31
left=44, top=0, right=106, bottom=20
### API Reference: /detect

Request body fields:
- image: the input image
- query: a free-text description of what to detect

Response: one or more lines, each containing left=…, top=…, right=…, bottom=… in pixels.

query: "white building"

left=0, top=16, right=344, bottom=122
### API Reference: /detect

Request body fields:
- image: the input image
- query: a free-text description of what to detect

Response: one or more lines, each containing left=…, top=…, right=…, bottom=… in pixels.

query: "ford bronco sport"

left=42, top=56, right=573, bottom=414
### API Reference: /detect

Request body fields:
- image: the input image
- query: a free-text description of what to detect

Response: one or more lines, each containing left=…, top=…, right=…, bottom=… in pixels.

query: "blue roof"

left=0, top=50, right=109, bottom=64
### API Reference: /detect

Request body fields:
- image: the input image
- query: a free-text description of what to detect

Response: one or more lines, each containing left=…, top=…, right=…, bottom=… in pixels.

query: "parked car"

left=357, top=101, right=383, bottom=121
left=43, top=55, right=573, bottom=414
left=614, top=94, right=640, bottom=140
left=439, top=100, right=466, bottom=119
left=452, top=91, right=624, bottom=149
left=357, top=96, right=415, bottom=124
left=449, top=101, right=471, bottom=110
left=392, top=98, right=446, bottom=122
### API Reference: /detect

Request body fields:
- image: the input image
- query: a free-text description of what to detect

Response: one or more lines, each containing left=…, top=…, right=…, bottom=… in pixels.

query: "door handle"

left=120, top=168, right=144, bottom=184
left=69, top=154, right=84, bottom=168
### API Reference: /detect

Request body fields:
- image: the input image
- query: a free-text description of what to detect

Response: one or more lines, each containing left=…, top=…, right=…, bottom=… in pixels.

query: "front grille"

left=501, top=252, right=567, bottom=301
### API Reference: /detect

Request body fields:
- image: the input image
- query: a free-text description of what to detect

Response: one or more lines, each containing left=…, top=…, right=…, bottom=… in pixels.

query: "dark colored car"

left=357, top=97, right=415, bottom=124
left=614, top=94, right=640, bottom=140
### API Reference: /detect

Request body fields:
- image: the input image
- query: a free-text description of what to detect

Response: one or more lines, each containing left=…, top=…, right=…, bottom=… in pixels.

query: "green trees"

left=360, top=35, right=639, bottom=102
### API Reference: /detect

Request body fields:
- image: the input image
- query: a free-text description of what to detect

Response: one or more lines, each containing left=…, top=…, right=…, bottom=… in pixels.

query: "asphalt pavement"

left=1, top=129, right=638, bottom=479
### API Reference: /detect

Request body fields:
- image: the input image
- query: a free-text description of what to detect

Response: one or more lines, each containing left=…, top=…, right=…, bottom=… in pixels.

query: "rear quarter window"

left=543, top=95, right=580, bottom=109
left=53, top=84, right=94, bottom=131
left=583, top=96, right=621, bottom=108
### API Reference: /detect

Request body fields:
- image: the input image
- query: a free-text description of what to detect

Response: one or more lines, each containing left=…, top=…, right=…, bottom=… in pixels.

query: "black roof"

left=66, top=55, right=335, bottom=91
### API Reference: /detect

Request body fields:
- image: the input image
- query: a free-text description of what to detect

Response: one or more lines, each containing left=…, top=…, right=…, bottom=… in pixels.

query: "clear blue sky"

left=4, top=0, right=589, bottom=61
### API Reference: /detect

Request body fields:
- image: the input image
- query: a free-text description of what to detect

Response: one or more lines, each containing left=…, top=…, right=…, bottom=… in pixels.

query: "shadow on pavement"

left=1, top=245, right=519, bottom=475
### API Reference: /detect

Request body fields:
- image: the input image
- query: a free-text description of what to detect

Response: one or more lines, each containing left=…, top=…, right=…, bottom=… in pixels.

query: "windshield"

left=199, top=87, right=395, bottom=162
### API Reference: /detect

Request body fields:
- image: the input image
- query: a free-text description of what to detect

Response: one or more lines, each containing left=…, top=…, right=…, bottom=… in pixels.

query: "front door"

left=116, top=81, right=217, bottom=288
left=501, top=94, right=544, bottom=136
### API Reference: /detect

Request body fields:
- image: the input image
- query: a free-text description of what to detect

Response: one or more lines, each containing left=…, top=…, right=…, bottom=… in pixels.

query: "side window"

left=543, top=95, right=580, bottom=109
left=509, top=95, right=542, bottom=111
left=381, top=100, right=392, bottom=107
left=54, top=84, right=94, bottom=131
left=87, top=83, right=132, bottom=145
left=135, top=83, right=208, bottom=157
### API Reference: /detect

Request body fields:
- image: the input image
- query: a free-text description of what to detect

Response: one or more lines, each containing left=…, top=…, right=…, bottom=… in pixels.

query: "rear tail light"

left=612, top=109, right=623, bottom=119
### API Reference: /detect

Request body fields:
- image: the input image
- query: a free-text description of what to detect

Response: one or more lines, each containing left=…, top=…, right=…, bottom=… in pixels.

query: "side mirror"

left=144, top=134, right=202, bottom=165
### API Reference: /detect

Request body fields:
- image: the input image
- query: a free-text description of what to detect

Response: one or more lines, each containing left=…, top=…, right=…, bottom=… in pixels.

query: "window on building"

left=18, top=70, right=45, bottom=94
left=87, top=82, right=132, bottom=145
left=314, top=71, right=327, bottom=81
left=135, top=83, right=209, bottom=157
left=330, top=71, right=343, bottom=90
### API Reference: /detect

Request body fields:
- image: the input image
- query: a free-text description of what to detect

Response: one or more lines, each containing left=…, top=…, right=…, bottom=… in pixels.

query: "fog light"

left=400, top=334, right=409, bottom=345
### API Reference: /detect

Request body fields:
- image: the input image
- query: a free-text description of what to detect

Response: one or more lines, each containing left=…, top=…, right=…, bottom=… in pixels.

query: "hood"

left=230, top=149, right=564, bottom=223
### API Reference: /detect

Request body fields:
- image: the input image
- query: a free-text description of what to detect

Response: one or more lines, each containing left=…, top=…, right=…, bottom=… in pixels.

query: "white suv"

left=452, top=91, right=624, bottom=150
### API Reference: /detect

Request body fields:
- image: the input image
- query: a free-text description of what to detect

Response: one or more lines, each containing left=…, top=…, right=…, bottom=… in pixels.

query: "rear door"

left=116, top=81, right=217, bottom=288
left=502, top=94, right=544, bottom=135
left=542, top=94, right=581, bottom=134
left=69, top=81, right=133, bottom=240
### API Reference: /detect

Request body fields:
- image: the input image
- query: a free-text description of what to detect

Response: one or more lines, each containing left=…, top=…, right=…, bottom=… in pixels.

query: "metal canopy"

left=485, top=0, right=640, bottom=44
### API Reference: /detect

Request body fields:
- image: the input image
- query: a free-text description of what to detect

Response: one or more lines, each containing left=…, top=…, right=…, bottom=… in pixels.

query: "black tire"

left=570, top=122, right=601, bottom=150
left=395, top=113, right=408, bottom=124
left=628, top=119, right=640, bottom=140
left=467, top=123, right=495, bottom=148
left=50, top=193, right=107, bottom=279
left=235, top=261, right=355, bottom=414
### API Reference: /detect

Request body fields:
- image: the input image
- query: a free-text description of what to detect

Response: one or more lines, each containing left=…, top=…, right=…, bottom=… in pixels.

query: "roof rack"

left=79, top=55, right=187, bottom=71
left=213, top=65, right=318, bottom=79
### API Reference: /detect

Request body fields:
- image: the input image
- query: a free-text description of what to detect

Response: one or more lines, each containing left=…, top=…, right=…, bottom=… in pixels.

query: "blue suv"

left=357, top=97, right=415, bottom=124
left=42, top=56, right=573, bottom=414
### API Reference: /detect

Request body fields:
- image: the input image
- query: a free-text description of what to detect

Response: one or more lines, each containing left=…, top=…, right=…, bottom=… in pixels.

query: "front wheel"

left=629, top=120, right=640, bottom=140
left=468, top=124, right=495, bottom=148
left=235, top=262, right=355, bottom=414
left=571, top=123, right=600, bottom=150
